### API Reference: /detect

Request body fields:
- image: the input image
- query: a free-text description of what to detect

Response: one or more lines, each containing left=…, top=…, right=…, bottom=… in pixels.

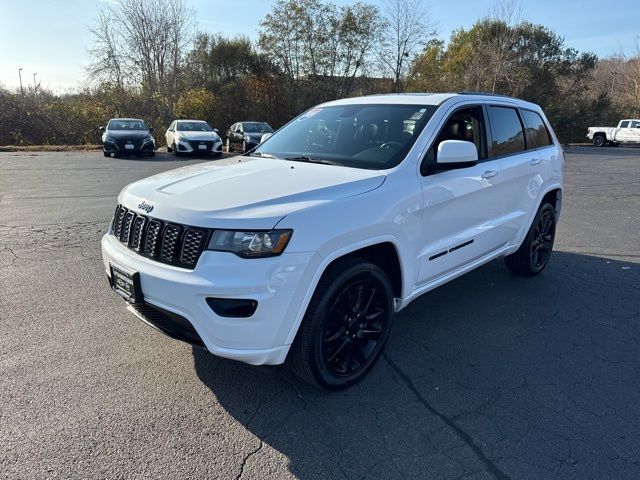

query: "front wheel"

left=288, top=258, right=394, bottom=390
left=504, top=202, right=556, bottom=276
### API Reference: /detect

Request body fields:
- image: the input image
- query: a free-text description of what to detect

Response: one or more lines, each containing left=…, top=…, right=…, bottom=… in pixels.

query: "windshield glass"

left=177, top=121, right=213, bottom=132
left=244, top=123, right=273, bottom=133
left=108, top=119, right=148, bottom=131
left=254, top=104, right=438, bottom=170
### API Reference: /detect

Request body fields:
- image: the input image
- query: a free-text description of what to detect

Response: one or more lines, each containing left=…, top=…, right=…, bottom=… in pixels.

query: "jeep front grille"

left=112, top=204, right=211, bottom=269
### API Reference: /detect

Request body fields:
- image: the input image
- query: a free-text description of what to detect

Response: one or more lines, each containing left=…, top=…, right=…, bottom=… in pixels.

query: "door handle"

left=481, top=169, right=498, bottom=179
left=530, top=158, right=542, bottom=165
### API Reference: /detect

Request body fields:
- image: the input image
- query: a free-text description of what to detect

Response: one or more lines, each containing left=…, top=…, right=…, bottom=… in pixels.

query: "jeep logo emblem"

left=138, top=201, right=154, bottom=213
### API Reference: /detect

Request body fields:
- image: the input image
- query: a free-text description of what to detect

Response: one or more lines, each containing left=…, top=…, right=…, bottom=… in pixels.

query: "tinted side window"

left=487, top=106, right=525, bottom=157
left=631, top=121, right=640, bottom=128
left=620, top=121, right=630, bottom=128
left=521, top=110, right=552, bottom=149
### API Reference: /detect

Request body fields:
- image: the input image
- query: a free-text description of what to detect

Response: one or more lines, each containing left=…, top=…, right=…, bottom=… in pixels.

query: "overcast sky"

left=1, top=0, right=637, bottom=92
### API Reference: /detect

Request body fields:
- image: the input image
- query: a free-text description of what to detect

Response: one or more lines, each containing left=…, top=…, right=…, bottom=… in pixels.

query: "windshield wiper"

left=246, top=151, right=279, bottom=159
left=284, top=155, right=343, bottom=166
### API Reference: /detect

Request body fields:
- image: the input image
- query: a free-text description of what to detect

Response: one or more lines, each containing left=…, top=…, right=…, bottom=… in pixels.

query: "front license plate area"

left=198, top=144, right=207, bottom=150
left=125, top=144, right=134, bottom=150
left=110, top=263, right=142, bottom=304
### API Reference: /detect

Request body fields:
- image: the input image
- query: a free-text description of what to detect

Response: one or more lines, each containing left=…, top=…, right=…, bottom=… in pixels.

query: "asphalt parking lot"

left=1, top=147, right=639, bottom=480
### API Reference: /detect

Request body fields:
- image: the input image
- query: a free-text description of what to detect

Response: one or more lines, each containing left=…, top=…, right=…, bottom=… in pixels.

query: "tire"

left=287, top=257, right=394, bottom=390
left=504, top=202, right=556, bottom=276
left=147, top=151, right=155, bottom=158
left=167, top=145, right=173, bottom=153
left=593, top=134, right=605, bottom=147
left=103, top=151, right=110, bottom=157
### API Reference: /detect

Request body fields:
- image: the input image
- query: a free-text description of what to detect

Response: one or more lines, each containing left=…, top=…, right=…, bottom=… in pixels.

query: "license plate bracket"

left=110, top=263, right=142, bottom=304
left=198, top=144, right=207, bottom=150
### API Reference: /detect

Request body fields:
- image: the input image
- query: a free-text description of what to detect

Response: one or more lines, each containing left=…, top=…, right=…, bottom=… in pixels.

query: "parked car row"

left=101, top=117, right=275, bottom=158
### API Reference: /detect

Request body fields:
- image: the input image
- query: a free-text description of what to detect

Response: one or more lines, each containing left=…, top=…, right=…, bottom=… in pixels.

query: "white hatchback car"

left=103, top=93, right=563, bottom=390
left=165, top=119, right=223, bottom=157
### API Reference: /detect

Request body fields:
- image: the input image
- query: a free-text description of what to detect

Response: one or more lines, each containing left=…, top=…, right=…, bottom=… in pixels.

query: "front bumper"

left=101, top=233, right=320, bottom=365
left=175, top=139, right=223, bottom=155
left=104, top=140, right=155, bottom=154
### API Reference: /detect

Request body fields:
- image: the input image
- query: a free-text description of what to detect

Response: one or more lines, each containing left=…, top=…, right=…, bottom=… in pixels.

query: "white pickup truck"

left=587, top=119, right=640, bottom=146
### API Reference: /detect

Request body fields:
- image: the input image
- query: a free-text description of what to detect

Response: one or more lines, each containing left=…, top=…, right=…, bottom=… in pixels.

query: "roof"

left=109, top=118, right=144, bottom=122
left=319, top=92, right=540, bottom=110
left=174, top=119, right=208, bottom=123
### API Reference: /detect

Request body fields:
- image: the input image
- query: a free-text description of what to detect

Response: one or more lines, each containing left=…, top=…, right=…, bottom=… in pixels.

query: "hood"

left=119, top=157, right=386, bottom=229
left=106, top=130, right=151, bottom=140
left=244, top=133, right=266, bottom=142
left=177, top=131, right=219, bottom=141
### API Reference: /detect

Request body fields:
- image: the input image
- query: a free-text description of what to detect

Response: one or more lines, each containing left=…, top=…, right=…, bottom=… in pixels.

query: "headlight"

left=207, top=229, right=292, bottom=258
left=143, top=136, right=154, bottom=144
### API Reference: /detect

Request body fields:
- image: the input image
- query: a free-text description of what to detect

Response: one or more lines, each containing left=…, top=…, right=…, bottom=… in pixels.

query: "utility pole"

left=33, top=72, right=38, bottom=93
left=18, top=68, right=24, bottom=95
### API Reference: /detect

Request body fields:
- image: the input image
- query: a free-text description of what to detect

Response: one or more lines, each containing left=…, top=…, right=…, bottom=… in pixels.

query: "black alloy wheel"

left=288, top=258, right=394, bottom=390
left=505, top=202, right=556, bottom=276
left=322, top=277, right=388, bottom=377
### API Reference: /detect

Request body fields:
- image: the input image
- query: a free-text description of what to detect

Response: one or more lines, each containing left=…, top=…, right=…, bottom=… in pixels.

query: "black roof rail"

left=458, top=91, right=517, bottom=99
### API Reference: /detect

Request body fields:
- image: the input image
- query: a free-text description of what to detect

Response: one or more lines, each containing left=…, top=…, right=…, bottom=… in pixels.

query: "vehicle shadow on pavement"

left=191, top=251, right=640, bottom=480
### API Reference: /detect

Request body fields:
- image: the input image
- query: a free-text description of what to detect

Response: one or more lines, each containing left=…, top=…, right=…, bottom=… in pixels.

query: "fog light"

left=206, top=298, right=258, bottom=318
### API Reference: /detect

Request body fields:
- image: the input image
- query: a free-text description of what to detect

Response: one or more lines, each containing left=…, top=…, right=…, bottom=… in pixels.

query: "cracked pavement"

left=0, top=147, right=638, bottom=479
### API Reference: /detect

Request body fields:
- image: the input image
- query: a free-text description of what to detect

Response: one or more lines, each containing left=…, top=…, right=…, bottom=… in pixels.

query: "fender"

left=511, top=183, right=563, bottom=253
left=282, top=234, right=404, bottom=346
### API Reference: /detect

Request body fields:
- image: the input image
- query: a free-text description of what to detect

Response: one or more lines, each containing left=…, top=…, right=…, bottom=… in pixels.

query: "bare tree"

left=87, top=0, right=195, bottom=103
left=378, top=0, right=436, bottom=92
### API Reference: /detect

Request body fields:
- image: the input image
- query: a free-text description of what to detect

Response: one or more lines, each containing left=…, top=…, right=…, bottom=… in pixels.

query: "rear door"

left=485, top=105, right=538, bottom=245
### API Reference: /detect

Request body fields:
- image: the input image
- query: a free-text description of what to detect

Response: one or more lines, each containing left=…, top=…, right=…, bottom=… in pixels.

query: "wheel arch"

left=283, top=237, right=405, bottom=347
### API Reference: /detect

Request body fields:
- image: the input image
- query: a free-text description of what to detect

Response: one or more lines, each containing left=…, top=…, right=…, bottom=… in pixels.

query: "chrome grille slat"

left=111, top=204, right=209, bottom=269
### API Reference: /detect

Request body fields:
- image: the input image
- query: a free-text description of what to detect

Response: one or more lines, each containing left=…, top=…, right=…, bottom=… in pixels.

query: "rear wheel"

left=593, top=134, right=605, bottom=147
left=103, top=151, right=110, bottom=157
left=505, top=202, right=556, bottom=276
left=288, top=258, right=394, bottom=390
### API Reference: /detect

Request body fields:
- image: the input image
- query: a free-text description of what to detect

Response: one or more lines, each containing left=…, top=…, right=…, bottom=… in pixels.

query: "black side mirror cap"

left=99, top=126, right=104, bottom=131
left=148, top=127, right=155, bottom=133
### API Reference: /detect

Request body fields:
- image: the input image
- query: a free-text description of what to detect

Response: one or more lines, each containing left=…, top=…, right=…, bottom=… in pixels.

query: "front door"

left=416, top=105, right=511, bottom=286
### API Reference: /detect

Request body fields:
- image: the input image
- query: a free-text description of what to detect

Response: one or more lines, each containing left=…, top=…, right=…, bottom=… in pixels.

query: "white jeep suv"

left=102, top=93, right=563, bottom=390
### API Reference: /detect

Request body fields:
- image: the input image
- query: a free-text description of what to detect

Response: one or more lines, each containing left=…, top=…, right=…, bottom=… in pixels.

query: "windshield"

left=254, top=104, right=438, bottom=170
left=177, top=121, right=213, bottom=132
left=108, top=119, right=148, bottom=131
left=244, top=123, right=273, bottom=133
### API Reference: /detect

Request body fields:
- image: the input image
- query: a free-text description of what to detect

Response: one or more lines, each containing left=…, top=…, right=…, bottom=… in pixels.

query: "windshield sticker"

left=299, top=107, right=323, bottom=121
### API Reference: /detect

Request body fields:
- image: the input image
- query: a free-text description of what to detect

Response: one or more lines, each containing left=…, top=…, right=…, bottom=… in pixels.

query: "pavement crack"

left=235, top=439, right=264, bottom=480
left=383, top=353, right=512, bottom=480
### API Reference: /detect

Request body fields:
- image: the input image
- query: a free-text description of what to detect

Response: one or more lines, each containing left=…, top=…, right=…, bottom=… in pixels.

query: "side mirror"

left=436, top=140, right=478, bottom=167
left=213, top=128, right=219, bottom=133
left=148, top=127, right=155, bottom=133
left=260, top=133, right=273, bottom=143
left=99, top=126, right=104, bottom=131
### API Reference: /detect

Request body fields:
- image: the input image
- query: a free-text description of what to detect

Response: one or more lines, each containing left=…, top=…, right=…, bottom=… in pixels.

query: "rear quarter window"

left=487, top=106, right=525, bottom=157
left=521, top=110, right=553, bottom=149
